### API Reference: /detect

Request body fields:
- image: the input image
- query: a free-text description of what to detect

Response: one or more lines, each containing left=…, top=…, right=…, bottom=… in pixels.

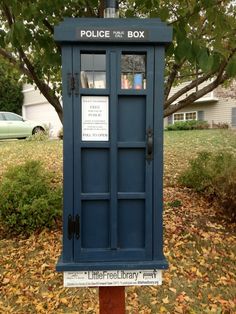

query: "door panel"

left=81, top=200, right=110, bottom=249
left=81, top=149, right=109, bottom=193
left=118, top=200, right=145, bottom=248
left=118, top=148, right=145, bottom=192
left=74, top=46, right=154, bottom=262
left=118, top=96, right=146, bottom=142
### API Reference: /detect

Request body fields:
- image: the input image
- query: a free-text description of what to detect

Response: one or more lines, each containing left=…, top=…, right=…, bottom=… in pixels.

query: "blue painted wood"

left=110, top=50, right=118, bottom=250
left=61, top=46, right=74, bottom=262
left=55, top=18, right=172, bottom=272
left=54, top=18, right=172, bottom=44
left=56, top=257, right=168, bottom=271
left=73, top=45, right=82, bottom=262
left=153, top=46, right=165, bottom=261
left=145, top=47, right=155, bottom=259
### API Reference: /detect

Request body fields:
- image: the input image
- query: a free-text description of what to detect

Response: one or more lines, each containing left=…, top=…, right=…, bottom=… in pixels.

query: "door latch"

left=146, top=127, right=153, bottom=162
left=68, top=214, right=80, bottom=240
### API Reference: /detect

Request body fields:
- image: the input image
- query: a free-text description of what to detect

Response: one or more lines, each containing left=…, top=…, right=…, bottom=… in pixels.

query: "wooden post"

left=99, top=287, right=125, bottom=314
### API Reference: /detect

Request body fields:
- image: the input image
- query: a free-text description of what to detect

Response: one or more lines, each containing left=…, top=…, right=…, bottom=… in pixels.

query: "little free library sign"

left=64, top=269, right=162, bottom=287
left=54, top=17, right=172, bottom=287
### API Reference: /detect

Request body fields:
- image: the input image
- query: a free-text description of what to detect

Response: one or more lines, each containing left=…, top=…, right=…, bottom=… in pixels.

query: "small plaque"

left=64, top=269, right=162, bottom=287
left=82, top=96, right=109, bottom=141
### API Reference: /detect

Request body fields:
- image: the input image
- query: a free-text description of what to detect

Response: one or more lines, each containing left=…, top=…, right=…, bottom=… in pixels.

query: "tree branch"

left=0, top=47, right=33, bottom=78
left=1, top=2, right=13, bottom=26
left=17, top=46, right=63, bottom=121
left=164, top=59, right=186, bottom=101
left=164, top=72, right=228, bottom=117
left=164, top=71, right=214, bottom=109
left=164, top=46, right=236, bottom=117
left=42, top=18, right=54, bottom=34
left=1, top=3, right=63, bottom=122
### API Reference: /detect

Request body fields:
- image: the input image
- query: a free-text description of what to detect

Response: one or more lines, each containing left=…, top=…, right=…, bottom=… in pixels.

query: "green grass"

left=164, top=129, right=236, bottom=186
left=0, top=130, right=235, bottom=313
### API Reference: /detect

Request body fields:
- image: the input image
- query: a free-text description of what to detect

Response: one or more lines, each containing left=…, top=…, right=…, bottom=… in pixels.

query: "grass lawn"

left=0, top=130, right=235, bottom=313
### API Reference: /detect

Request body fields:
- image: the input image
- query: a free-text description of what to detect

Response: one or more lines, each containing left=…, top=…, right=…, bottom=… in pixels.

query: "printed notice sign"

left=82, top=96, right=109, bottom=141
left=64, top=269, right=162, bottom=287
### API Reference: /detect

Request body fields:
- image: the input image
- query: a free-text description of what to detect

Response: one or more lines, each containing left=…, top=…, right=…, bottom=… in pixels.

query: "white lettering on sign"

left=82, top=96, right=109, bottom=141
left=80, top=30, right=110, bottom=38
left=77, top=29, right=147, bottom=40
left=64, top=269, right=162, bottom=287
left=128, top=31, right=145, bottom=38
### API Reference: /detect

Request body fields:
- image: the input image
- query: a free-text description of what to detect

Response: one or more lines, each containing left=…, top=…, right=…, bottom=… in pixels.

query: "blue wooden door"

left=73, top=46, right=154, bottom=262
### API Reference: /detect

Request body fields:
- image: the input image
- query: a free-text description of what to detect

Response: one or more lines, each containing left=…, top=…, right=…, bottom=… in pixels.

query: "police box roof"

left=54, top=18, right=172, bottom=45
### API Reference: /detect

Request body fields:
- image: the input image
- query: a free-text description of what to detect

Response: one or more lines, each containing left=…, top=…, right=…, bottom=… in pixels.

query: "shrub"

left=166, top=120, right=209, bottom=131
left=27, top=125, right=50, bottom=141
left=179, top=151, right=236, bottom=220
left=58, top=128, right=63, bottom=140
left=0, top=160, right=62, bottom=235
left=212, top=122, right=229, bottom=129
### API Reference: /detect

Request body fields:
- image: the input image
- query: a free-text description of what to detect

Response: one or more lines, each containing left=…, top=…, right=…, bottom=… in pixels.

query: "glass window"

left=186, top=112, right=197, bottom=120
left=173, top=113, right=184, bottom=122
left=121, top=54, right=146, bottom=90
left=173, top=112, right=197, bottom=122
left=80, top=53, right=106, bottom=89
left=3, top=113, right=23, bottom=121
left=0, top=113, right=5, bottom=121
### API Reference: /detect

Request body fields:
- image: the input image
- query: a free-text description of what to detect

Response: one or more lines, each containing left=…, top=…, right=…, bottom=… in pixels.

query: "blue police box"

left=54, top=18, right=172, bottom=272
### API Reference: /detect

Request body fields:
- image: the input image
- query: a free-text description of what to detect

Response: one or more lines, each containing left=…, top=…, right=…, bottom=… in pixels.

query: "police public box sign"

left=64, top=269, right=162, bottom=287
left=77, top=28, right=148, bottom=41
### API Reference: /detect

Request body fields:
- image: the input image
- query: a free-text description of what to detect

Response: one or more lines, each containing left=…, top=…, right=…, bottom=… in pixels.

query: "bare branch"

left=164, top=71, right=214, bottom=109
left=17, top=46, right=63, bottom=121
left=164, top=59, right=186, bottom=101
left=164, top=72, right=228, bottom=117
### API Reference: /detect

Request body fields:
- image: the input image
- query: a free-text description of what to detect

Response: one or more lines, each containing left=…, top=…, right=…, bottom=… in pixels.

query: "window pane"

left=80, top=71, right=93, bottom=88
left=0, top=113, right=5, bottom=121
left=186, top=112, right=196, bottom=120
left=4, top=113, right=22, bottom=121
left=93, top=55, right=106, bottom=71
left=174, top=113, right=184, bottom=121
left=121, top=54, right=146, bottom=90
left=121, top=55, right=134, bottom=72
left=81, top=54, right=106, bottom=71
left=81, top=54, right=93, bottom=71
left=81, top=53, right=106, bottom=89
left=133, top=55, right=145, bottom=72
left=121, top=73, right=133, bottom=89
left=94, top=72, right=106, bottom=89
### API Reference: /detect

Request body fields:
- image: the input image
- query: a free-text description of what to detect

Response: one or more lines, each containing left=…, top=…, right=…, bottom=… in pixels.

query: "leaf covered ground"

left=0, top=130, right=235, bottom=313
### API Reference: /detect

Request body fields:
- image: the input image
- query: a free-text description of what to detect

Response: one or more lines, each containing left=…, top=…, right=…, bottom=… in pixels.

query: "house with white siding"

left=165, top=80, right=236, bottom=128
left=23, top=80, right=236, bottom=135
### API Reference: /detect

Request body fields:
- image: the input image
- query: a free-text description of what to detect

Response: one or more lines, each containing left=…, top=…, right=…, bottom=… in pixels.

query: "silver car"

left=0, top=111, right=45, bottom=139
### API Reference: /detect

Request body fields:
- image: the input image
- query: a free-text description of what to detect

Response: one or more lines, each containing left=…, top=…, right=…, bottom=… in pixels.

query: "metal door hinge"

left=67, top=73, right=74, bottom=96
left=67, top=73, right=80, bottom=96
left=68, top=214, right=80, bottom=240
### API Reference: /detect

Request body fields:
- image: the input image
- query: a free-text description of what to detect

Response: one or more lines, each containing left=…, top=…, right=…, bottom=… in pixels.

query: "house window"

left=173, top=113, right=184, bottom=122
left=173, top=111, right=197, bottom=122
left=186, top=112, right=197, bottom=120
